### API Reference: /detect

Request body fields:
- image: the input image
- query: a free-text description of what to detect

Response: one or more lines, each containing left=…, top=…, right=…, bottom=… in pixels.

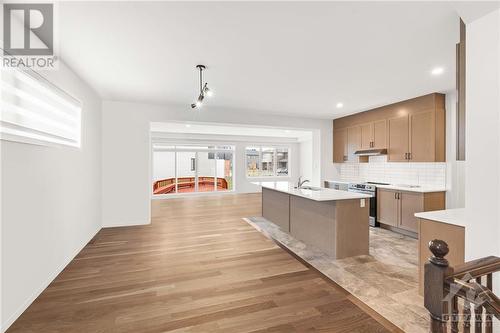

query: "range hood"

left=354, top=148, right=387, bottom=156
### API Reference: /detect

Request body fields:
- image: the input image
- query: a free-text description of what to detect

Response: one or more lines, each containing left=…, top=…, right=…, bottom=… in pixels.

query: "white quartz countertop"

left=254, top=182, right=371, bottom=202
left=415, top=208, right=466, bottom=227
left=375, top=184, right=447, bottom=193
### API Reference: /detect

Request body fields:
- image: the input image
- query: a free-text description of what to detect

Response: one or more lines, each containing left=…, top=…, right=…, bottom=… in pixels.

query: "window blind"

left=1, top=69, right=82, bottom=147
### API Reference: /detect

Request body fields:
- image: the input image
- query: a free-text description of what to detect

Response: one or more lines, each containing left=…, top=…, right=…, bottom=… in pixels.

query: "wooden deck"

left=7, top=193, right=400, bottom=332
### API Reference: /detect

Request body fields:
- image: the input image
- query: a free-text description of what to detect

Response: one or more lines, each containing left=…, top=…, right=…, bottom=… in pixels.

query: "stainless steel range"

left=347, top=182, right=390, bottom=227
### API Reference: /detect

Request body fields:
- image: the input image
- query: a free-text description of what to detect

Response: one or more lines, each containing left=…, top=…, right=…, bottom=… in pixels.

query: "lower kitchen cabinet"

left=376, top=188, right=445, bottom=236
left=377, top=188, right=399, bottom=227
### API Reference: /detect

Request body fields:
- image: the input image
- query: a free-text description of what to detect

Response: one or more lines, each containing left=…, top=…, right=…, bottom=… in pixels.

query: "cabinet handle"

left=394, top=192, right=397, bottom=199
left=409, top=152, right=412, bottom=160
left=404, top=153, right=407, bottom=160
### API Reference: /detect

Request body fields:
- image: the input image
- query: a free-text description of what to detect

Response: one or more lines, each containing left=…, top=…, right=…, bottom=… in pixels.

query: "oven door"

left=368, top=196, right=378, bottom=227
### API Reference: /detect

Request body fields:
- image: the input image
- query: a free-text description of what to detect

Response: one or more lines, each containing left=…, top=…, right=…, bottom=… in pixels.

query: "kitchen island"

left=255, top=182, right=371, bottom=259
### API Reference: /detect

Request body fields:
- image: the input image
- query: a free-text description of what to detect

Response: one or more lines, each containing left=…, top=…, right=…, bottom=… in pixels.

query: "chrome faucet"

left=297, top=176, right=310, bottom=188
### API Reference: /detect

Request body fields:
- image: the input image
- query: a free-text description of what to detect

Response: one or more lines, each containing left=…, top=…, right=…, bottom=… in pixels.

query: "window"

left=1, top=69, right=82, bottom=147
left=246, top=146, right=289, bottom=177
left=152, top=144, right=235, bottom=195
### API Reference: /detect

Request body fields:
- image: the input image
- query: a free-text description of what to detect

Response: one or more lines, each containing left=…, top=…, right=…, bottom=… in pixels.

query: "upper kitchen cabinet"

left=360, top=120, right=387, bottom=150
left=333, top=93, right=445, bottom=163
left=388, top=115, right=409, bottom=162
left=346, top=126, right=362, bottom=162
left=333, top=128, right=347, bottom=163
left=409, top=110, right=436, bottom=162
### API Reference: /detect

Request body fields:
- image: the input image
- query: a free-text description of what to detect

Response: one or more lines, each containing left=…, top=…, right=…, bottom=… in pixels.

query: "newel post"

left=424, top=239, right=453, bottom=333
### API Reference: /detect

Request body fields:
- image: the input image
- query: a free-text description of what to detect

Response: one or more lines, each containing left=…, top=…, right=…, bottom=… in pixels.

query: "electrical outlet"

left=360, top=199, right=365, bottom=207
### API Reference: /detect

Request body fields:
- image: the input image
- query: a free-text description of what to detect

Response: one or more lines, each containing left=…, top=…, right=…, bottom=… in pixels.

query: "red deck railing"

left=153, top=177, right=228, bottom=194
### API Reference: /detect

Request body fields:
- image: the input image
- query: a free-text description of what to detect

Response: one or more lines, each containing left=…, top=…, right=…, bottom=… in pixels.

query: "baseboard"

left=1, top=225, right=101, bottom=333
left=378, top=223, right=418, bottom=239
left=102, top=220, right=150, bottom=228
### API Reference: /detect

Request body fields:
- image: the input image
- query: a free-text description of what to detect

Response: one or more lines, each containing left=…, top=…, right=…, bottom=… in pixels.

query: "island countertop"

left=253, top=181, right=371, bottom=202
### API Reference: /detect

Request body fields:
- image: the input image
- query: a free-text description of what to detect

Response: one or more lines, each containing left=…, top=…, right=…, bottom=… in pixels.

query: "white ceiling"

left=58, top=1, right=492, bottom=119
left=150, top=122, right=313, bottom=141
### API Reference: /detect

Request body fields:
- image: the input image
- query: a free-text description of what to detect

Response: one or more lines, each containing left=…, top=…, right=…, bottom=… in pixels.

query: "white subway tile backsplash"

left=333, top=156, right=446, bottom=187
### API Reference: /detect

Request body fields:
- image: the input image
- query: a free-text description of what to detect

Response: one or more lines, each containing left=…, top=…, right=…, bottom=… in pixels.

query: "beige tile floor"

left=245, top=216, right=428, bottom=333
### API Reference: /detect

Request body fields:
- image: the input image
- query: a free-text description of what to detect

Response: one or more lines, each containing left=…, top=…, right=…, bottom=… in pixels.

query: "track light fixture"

left=191, top=65, right=213, bottom=109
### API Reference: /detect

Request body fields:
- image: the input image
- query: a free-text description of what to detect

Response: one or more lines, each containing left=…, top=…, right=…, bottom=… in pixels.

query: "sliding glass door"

left=197, top=152, right=216, bottom=192
left=176, top=152, right=196, bottom=193
left=152, top=144, right=234, bottom=196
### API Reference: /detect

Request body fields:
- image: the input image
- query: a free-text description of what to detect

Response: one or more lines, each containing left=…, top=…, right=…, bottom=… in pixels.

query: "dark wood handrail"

left=424, top=239, right=500, bottom=333
left=448, top=256, right=500, bottom=280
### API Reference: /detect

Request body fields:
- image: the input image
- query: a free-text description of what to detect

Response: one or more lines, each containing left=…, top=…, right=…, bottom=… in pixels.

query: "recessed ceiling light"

left=336, top=103, right=343, bottom=109
left=285, top=130, right=291, bottom=133
left=185, top=124, right=191, bottom=128
left=431, top=67, right=444, bottom=76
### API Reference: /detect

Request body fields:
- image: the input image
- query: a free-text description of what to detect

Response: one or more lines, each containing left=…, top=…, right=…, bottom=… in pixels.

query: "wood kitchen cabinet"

left=388, top=109, right=444, bottom=162
left=409, top=110, right=435, bottom=162
left=333, top=128, right=347, bottom=163
left=346, top=126, right=361, bottom=162
left=360, top=120, right=387, bottom=150
left=360, top=123, right=372, bottom=149
left=376, top=188, right=445, bottom=236
left=388, top=115, right=409, bottom=162
left=377, top=189, right=399, bottom=227
left=399, top=192, right=422, bottom=232
left=373, top=120, right=387, bottom=149
left=333, top=93, right=445, bottom=163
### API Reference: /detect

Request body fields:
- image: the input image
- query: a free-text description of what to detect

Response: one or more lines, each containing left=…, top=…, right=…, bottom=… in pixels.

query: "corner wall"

left=1, top=62, right=102, bottom=331
left=101, top=101, right=336, bottom=227
left=464, top=9, right=500, bottom=295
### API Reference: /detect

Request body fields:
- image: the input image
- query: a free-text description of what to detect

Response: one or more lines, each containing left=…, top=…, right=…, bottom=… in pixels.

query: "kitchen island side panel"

left=262, top=188, right=290, bottom=232
left=335, top=199, right=369, bottom=258
left=289, top=196, right=336, bottom=257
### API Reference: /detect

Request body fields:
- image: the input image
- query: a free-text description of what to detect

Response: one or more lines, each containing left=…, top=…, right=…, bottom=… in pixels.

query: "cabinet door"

left=377, top=189, right=398, bottom=226
left=373, top=119, right=387, bottom=149
left=360, top=123, right=373, bottom=149
left=388, top=115, right=409, bottom=162
left=399, top=192, right=423, bottom=232
left=347, top=126, right=362, bottom=162
left=409, top=110, right=435, bottom=162
left=333, top=128, right=347, bottom=163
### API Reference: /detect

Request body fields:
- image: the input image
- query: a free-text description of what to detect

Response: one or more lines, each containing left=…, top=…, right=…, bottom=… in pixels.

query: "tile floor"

left=245, top=216, right=429, bottom=333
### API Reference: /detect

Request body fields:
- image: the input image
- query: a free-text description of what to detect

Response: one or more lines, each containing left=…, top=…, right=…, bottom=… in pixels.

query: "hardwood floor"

left=7, top=193, right=401, bottom=333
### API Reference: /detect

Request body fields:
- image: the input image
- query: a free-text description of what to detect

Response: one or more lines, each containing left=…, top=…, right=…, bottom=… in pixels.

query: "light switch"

left=360, top=199, right=365, bottom=207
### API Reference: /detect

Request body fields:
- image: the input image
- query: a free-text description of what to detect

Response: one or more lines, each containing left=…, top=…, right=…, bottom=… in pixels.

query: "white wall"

left=464, top=9, right=500, bottom=297
left=445, top=91, right=466, bottom=209
left=299, top=139, right=313, bottom=184
left=102, top=101, right=336, bottom=227
left=1, top=62, right=102, bottom=331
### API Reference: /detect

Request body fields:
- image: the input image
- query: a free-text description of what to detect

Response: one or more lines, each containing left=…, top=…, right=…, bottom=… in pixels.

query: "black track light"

left=191, top=65, right=213, bottom=109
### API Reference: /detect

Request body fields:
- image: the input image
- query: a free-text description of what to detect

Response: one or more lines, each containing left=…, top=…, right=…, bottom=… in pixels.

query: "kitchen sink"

left=395, top=184, right=421, bottom=188
left=298, top=186, right=323, bottom=191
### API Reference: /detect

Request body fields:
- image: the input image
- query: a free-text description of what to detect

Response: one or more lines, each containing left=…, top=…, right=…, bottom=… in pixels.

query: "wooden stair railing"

left=424, top=239, right=500, bottom=333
